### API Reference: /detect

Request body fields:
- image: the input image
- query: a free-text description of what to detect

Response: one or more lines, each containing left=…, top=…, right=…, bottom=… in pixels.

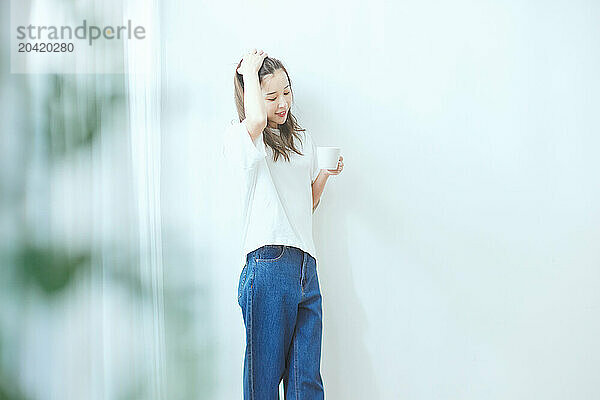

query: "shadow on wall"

left=316, top=210, right=381, bottom=399
left=312, top=124, right=410, bottom=399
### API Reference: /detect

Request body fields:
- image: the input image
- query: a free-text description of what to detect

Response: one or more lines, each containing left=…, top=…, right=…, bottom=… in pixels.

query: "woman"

left=223, top=48, right=343, bottom=399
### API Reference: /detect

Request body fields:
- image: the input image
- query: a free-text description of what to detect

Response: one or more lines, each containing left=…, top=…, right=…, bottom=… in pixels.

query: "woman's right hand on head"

left=236, top=49, right=268, bottom=76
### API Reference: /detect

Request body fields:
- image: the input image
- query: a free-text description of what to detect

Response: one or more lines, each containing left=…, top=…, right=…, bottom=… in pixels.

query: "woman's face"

left=261, top=69, right=292, bottom=128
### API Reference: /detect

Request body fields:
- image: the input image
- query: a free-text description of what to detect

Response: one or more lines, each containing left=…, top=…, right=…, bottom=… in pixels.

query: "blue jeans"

left=238, top=245, right=325, bottom=399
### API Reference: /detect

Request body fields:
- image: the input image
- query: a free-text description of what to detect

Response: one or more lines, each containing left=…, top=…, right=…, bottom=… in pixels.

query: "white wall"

left=161, top=0, right=600, bottom=398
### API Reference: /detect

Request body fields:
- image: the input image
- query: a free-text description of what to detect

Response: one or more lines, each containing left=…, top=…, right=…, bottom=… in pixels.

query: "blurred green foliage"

left=45, top=74, right=126, bottom=159
left=0, top=378, right=29, bottom=400
left=0, top=339, right=27, bottom=400
left=0, top=72, right=126, bottom=399
left=2, top=70, right=212, bottom=399
left=15, top=244, right=90, bottom=296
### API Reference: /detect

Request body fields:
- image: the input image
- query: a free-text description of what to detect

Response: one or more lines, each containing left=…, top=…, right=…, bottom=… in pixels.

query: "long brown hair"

left=234, top=56, right=305, bottom=162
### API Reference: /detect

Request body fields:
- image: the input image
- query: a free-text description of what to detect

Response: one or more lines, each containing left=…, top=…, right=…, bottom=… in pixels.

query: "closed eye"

left=267, top=92, right=291, bottom=101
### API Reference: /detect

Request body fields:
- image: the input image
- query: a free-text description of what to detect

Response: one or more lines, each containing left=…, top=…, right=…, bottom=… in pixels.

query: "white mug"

left=317, top=147, right=341, bottom=170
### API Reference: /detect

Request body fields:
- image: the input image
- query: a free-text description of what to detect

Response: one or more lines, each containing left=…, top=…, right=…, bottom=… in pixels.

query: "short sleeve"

left=222, top=120, right=267, bottom=170
left=309, top=132, right=320, bottom=184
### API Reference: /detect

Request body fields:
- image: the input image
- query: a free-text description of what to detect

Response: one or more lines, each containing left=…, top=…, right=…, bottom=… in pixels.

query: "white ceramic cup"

left=317, top=147, right=341, bottom=170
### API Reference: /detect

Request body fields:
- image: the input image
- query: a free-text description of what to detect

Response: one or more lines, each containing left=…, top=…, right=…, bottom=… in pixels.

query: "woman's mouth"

left=276, top=111, right=287, bottom=118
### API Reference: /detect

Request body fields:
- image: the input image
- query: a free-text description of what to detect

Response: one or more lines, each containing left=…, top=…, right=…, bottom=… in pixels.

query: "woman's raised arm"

left=237, top=49, right=268, bottom=140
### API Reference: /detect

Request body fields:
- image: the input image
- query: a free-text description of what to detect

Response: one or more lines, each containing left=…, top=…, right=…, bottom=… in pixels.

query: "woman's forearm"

left=243, top=74, right=267, bottom=124
left=312, top=170, right=329, bottom=212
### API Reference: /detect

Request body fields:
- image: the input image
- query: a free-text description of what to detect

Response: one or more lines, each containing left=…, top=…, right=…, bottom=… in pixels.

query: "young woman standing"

left=223, top=48, right=343, bottom=399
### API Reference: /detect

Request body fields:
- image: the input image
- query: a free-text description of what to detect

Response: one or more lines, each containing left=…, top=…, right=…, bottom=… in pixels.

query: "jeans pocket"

left=254, top=245, right=286, bottom=262
left=237, top=263, right=248, bottom=301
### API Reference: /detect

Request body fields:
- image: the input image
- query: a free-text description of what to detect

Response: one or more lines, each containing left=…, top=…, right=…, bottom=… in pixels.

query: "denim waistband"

left=247, top=244, right=309, bottom=263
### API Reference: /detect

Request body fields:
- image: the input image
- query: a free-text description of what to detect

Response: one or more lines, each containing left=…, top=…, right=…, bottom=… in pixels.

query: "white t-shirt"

left=222, top=119, right=321, bottom=269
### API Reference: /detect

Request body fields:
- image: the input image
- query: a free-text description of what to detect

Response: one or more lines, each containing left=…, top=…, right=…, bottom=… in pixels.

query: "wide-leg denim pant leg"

left=238, top=245, right=324, bottom=400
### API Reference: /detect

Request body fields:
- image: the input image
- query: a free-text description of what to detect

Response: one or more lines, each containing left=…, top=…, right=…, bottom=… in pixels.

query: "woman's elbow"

left=244, top=117, right=267, bottom=135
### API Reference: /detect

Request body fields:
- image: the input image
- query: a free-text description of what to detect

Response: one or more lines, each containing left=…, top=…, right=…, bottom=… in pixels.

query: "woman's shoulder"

left=297, top=128, right=314, bottom=142
left=299, top=129, right=316, bottom=148
left=293, top=129, right=316, bottom=155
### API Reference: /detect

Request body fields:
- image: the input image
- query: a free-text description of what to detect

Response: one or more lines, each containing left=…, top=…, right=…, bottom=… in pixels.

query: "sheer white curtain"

left=0, top=0, right=170, bottom=399
left=124, top=0, right=166, bottom=398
